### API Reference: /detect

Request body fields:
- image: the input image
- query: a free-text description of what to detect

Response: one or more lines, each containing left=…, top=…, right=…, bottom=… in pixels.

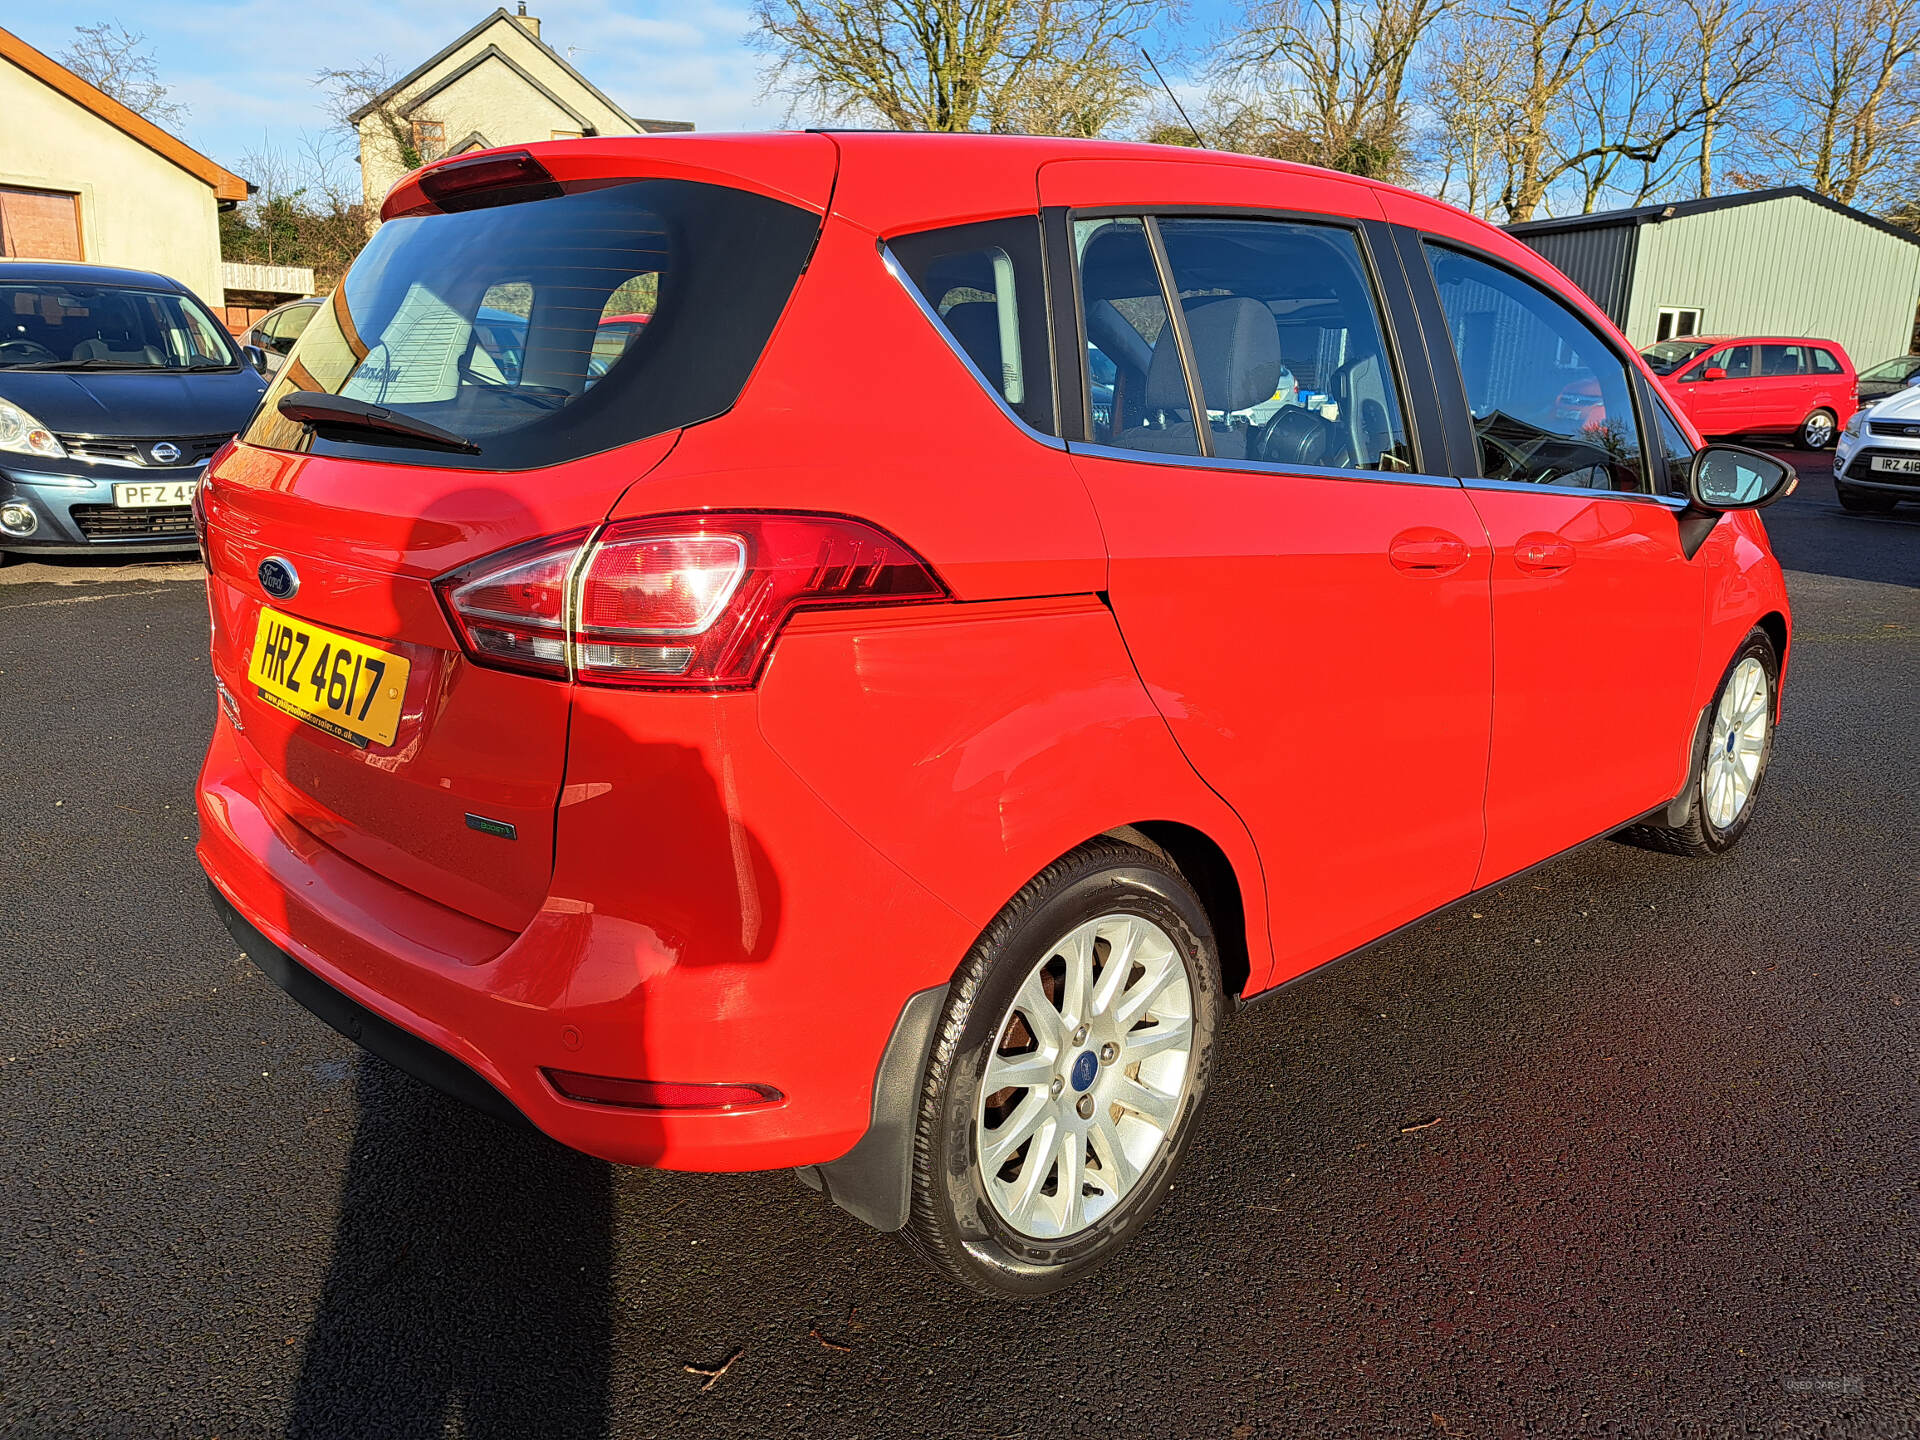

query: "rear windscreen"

left=243, top=178, right=821, bottom=470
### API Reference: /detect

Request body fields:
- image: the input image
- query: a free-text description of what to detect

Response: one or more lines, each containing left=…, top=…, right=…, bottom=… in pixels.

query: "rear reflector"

left=435, top=512, right=945, bottom=689
left=542, top=1070, right=782, bottom=1111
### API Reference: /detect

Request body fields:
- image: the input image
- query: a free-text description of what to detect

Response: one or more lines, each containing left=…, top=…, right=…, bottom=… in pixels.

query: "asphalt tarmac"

left=2, top=453, right=1915, bottom=1438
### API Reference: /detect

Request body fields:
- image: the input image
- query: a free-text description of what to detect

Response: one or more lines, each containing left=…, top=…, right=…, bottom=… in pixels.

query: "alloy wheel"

left=1803, top=411, right=1835, bottom=448
left=1705, top=656, right=1769, bottom=830
left=974, top=913, right=1195, bottom=1240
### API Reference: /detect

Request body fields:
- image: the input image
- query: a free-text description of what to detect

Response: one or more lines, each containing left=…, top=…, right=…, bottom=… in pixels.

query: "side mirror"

left=1689, top=444, right=1796, bottom=511
left=241, top=343, right=270, bottom=373
left=1702, top=366, right=1727, bottom=381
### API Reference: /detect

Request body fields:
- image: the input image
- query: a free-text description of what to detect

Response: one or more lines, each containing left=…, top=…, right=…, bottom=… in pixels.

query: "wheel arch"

left=1104, top=821, right=1253, bottom=1000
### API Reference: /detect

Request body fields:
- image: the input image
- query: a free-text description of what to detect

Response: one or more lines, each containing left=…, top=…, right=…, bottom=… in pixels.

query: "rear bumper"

left=197, top=703, right=975, bottom=1173
left=208, top=881, right=531, bottom=1131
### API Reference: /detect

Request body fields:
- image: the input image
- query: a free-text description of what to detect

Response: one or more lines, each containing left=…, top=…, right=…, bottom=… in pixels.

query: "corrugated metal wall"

left=1624, top=195, right=1920, bottom=368
left=1513, top=224, right=1637, bottom=328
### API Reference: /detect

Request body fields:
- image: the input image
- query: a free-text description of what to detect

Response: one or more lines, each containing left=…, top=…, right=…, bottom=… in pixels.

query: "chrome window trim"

left=1067, top=439, right=1465, bottom=490
left=879, top=242, right=1067, bottom=452
left=1458, top=473, right=1689, bottom=508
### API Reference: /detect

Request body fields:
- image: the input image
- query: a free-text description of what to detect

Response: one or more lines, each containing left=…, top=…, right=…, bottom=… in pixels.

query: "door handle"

left=1513, top=535, right=1575, bottom=574
left=1388, top=529, right=1471, bottom=575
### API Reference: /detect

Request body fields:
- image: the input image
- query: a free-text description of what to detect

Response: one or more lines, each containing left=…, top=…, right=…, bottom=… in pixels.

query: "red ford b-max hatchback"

left=197, top=134, right=1794, bottom=1297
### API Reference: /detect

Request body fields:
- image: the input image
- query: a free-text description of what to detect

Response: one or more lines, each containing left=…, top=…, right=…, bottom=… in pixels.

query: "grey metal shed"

left=1507, top=187, right=1920, bottom=372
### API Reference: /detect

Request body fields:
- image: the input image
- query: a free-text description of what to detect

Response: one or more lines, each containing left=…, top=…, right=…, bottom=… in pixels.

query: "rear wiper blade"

left=277, top=392, right=481, bottom=454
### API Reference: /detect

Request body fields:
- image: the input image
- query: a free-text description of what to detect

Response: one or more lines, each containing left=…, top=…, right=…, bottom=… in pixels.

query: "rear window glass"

left=243, top=179, right=819, bottom=470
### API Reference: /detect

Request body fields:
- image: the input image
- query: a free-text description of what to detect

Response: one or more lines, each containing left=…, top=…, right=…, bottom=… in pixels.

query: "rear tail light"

left=543, top=1069, right=781, bottom=1110
left=435, top=512, right=945, bottom=689
left=439, top=530, right=586, bottom=679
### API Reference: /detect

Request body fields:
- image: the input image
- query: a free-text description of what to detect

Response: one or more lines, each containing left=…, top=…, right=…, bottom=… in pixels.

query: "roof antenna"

left=1142, top=49, right=1205, bottom=148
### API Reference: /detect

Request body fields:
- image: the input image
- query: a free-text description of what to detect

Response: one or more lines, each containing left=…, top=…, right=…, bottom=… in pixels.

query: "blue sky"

left=0, top=1, right=1227, bottom=179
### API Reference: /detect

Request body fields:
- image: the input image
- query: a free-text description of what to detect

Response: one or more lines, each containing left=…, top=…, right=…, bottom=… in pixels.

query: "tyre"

left=1836, top=483, right=1899, bottom=514
left=1622, top=628, right=1778, bottom=857
left=1799, top=409, right=1837, bottom=449
left=898, top=838, right=1223, bottom=1297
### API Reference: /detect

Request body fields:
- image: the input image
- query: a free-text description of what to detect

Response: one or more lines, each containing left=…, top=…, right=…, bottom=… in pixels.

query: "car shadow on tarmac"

left=288, top=1063, right=615, bottom=1439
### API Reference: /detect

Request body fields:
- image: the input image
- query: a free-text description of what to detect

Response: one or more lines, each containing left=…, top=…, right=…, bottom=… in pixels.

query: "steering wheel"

left=1254, top=404, right=1354, bottom=469
left=0, top=339, right=57, bottom=364
left=1477, top=431, right=1545, bottom=484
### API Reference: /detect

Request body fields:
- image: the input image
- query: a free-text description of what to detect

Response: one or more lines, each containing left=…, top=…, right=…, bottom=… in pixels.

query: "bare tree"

left=1216, top=0, right=1454, bottom=181
left=1561, top=9, right=1699, bottom=211
left=750, top=0, right=1173, bottom=134
left=317, top=58, right=433, bottom=173
left=59, top=21, right=188, bottom=131
left=1754, top=0, right=1920, bottom=206
left=1424, top=18, right=1517, bottom=213
left=1678, top=0, right=1782, bottom=196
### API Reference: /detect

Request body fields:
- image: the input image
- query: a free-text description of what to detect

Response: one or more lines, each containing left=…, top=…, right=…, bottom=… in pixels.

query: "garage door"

left=0, top=186, right=83, bottom=261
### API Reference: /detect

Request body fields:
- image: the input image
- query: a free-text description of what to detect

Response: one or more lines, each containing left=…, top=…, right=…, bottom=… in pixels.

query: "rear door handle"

left=1513, top=535, right=1575, bottom=574
left=1388, top=529, right=1472, bottom=576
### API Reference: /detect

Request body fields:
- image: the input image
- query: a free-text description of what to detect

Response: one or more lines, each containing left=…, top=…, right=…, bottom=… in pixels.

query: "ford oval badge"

left=258, top=556, right=299, bottom=600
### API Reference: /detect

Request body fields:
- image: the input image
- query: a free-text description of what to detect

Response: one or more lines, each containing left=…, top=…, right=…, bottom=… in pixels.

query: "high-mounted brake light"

left=434, top=513, right=946, bottom=688
left=415, top=149, right=562, bottom=212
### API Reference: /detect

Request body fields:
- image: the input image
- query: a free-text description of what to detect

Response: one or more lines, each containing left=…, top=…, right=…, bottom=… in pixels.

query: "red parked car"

left=1641, top=335, right=1855, bottom=449
left=196, top=135, right=1795, bottom=1297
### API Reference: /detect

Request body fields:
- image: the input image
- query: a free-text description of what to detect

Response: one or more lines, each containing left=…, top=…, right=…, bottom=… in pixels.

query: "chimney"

left=515, top=3, right=540, bottom=39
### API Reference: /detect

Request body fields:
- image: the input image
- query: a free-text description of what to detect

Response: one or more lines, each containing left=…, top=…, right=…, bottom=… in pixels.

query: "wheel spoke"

left=1114, top=1076, right=1179, bottom=1130
left=1121, top=1014, right=1193, bottom=1062
left=984, top=1047, right=1055, bottom=1094
left=1090, top=918, right=1141, bottom=1018
left=1014, top=969, right=1065, bottom=1049
left=980, top=1089, right=1051, bottom=1172
left=1058, top=925, right=1095, bottom=1029
left=1089, top=1112, right=1139, bottom=1194
left=1004, top=1116, right=1058, bottom=1220
left=1054, top=1126, right=1084, bottom=1233
left=1115, top=956, right=1180, bottom=1030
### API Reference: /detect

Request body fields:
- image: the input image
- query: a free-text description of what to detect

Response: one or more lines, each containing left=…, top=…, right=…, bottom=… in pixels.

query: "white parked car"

left=1835, top=388, right=1920, bottom=513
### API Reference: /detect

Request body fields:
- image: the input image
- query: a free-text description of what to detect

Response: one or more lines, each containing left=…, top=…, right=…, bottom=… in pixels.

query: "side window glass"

left=1073, top=216, right=1195, bottom=455
left=1811, top=347, right=1842, bottom=374
left=890, top=216, right=1057, bottom=435
left=1653, top=402, right=1696, bottom=495
left=1720, top=344, right=1754, bottom=379
left=1155, top=217, right=1412, bottom=471
left=1424, top=244, right=1647, bottom=493
left=1760, top=343, right=1804, bottom=376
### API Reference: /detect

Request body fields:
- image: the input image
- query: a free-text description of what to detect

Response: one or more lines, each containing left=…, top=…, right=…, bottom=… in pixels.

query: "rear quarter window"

left=888, top=217, right=1057, bottom=436
left=243, top=179, right=820, bottom=471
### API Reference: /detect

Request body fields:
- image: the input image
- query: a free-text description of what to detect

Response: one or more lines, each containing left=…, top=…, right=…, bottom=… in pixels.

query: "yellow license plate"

left=246, top=606, right=411, bottom=748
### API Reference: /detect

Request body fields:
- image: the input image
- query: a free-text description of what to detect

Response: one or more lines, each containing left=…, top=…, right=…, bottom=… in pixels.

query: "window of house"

left=0, top=186, right=83, bottom=262
left=1656, top=306, right=1701, bottom=342
left=551, top=129, right=583, bottom=141
left=412, top=119, right=446, bottom=157
left=1425, top=244, right=1647, bottom=493
left=889, top=216, right=1056, bottom=435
